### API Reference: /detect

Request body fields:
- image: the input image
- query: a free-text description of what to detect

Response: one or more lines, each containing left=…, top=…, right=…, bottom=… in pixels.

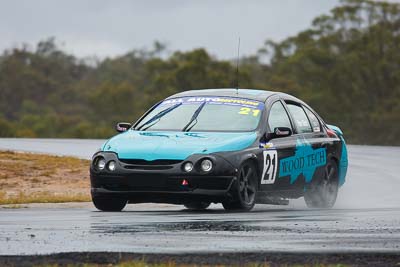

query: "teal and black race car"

left=90, top=89, right=348, bottom=211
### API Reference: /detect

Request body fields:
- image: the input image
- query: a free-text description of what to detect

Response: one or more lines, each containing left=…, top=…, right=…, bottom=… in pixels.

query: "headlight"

left=200, top=159, right=213, bottom=172
left=97, top=158, right=106, bottom=170
left=183, top=162, right=193, bottom=172
left=108, top=161, right=116, bottom=171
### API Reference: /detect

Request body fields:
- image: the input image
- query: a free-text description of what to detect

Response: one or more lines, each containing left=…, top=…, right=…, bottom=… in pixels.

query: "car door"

left=284, top=102, right=327, bottom=188
left=260, top=99, right=297, bottom=191
left=302, top=105, right=330, bottom=151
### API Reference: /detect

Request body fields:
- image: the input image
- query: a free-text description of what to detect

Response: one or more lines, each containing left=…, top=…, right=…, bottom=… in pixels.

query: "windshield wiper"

left=182, top=101, right=207, bottom=132
left=136, top=102, right=182, bottom=131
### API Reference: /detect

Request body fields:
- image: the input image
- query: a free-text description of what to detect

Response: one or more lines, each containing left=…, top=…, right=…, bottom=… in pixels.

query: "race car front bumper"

left=90, top=152, right=238, bottom=204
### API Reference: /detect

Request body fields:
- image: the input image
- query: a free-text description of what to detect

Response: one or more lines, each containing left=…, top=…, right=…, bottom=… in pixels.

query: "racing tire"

left=92, top=196, right=127, bottom=212
left=222, top=161, right=257, bottom=211
left=304, top=159, right=339, bottom=209
left=184, top=202, right=211, bottom=211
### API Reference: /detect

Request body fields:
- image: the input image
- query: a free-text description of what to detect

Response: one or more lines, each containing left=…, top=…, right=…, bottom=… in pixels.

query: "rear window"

left=304, top=107, right=321, bottom=132
left=286, top=103, right=312, bottom=133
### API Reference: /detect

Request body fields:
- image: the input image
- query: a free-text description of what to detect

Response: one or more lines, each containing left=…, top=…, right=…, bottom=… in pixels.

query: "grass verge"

left=37, top=262, right=350, bottom=267
left=0, top=150, right=90, bottom=205
left=3, top=252, right=393, bottom=267
left=0, top=191, right=90, bottom=205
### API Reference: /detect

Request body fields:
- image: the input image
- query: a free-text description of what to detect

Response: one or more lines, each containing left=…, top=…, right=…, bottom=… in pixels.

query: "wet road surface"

left=0, top=138, right=104, bottom=159
left=0, top=139, right=399, bottom=256
left=0, top=203, right=400, bottom=255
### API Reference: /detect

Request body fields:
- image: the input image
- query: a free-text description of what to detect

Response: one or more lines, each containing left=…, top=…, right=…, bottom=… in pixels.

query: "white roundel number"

left=261, top=150, right=278, bottom=184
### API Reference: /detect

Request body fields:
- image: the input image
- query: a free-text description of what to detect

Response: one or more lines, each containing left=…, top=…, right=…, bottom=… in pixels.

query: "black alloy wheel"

left=223, top=161, right=257, bottom=211
left=304, top=159, right=339, bottom=209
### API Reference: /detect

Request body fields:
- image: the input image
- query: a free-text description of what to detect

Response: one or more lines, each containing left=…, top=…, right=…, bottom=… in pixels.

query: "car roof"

left=166, top=88, right=302, bottom=103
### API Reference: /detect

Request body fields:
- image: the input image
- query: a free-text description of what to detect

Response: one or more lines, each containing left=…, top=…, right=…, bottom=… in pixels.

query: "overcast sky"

left=0, top=1, right=340, bottom=59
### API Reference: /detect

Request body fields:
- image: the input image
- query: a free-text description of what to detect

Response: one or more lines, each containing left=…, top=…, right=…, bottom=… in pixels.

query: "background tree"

left=0, top=0, right=399, bottom=145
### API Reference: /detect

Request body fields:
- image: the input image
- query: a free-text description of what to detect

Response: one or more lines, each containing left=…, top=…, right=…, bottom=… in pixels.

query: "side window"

left=304, top=107, right=321, bottom=132
left=286, top=103, right=312, bottom=133
left=268, top=101, right=292, bottom=132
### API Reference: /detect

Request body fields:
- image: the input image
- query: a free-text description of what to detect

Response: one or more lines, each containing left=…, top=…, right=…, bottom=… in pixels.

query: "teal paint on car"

left=327, top=124, right=348, bottom=186
left=279, top=139, right=327, bottom=184
left=338, top=136, right=348, bottom=186
left=327, top=124, right=343, bottom=135
left=102, top=130, right=257, bottom=161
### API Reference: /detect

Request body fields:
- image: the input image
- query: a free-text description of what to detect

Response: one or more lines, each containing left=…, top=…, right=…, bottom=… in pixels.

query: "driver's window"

left=268, top=101, right=293, bottom=132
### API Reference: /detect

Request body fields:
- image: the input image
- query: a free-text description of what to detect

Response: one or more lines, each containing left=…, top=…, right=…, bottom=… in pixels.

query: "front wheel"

left=304, top=159, right=339, bottom=209
left=223, top=161, right=257, bottom=211
left=92, top=195, right=127, bottom=212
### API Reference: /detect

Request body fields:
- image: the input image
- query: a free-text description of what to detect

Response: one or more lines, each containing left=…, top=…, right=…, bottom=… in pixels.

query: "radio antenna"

left=235, top=37, right=240, bottom=94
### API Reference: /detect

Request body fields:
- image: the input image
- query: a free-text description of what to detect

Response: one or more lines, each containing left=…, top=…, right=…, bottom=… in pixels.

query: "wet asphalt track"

left=1, top=204, right=400, bottom=255
left=0, top=138, right=399, bottom=256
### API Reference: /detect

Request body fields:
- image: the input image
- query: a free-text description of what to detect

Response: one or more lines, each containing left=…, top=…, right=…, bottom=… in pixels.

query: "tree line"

left=0, top=0, right=399, bottom=145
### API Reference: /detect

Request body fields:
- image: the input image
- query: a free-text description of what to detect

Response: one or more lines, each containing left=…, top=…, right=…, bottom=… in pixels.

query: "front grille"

left=119, top=159, right=182, bottom=165
left=101, top=174, right=168, bottom=191
left=124, top=165, right=173, bottom=170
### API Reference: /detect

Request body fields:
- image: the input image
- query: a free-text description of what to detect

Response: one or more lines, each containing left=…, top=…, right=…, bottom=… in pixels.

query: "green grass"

left=0, top=191, right=90, bottom=205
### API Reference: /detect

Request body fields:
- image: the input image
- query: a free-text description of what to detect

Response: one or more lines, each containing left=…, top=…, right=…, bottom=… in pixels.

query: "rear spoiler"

left=327, top=124, right=343, bottom=136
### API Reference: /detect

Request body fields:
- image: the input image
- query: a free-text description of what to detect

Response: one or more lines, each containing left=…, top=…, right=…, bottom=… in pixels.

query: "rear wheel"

left=92, top=195, right=127, bottom=212
left=304, top=159, right=339, bottom=209
left=184, top=202, right=211, bottom=211
left=222, top=161, right=257, bottom=211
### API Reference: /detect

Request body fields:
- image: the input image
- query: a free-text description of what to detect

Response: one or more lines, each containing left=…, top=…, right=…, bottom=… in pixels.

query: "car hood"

left=102, top=131, right=257, bottom=161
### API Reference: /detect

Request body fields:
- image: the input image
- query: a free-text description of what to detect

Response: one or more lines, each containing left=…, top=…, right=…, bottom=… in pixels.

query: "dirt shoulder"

left=0, top=150, right=90, bottom=204
left=1, top=252, right=400, bottom=267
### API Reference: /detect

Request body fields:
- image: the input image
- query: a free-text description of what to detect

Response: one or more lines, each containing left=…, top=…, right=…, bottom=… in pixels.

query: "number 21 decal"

left=238, top=107, right=260, bottom=116
left=261, top=150, right=278, bottom=184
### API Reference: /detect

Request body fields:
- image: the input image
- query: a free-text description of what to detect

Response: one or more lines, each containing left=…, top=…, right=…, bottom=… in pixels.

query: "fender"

left=215, top=148, right=262, bottom=181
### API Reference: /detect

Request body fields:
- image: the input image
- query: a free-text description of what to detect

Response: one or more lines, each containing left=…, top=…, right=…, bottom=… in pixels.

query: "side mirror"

left=115, top=122, right=132, bottom=133
left=273, top=127, right=292, bottom=138
left=263, top=127, right=292, bottom=141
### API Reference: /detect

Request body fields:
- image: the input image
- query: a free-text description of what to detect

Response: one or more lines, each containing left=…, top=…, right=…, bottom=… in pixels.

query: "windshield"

left=134, top=96, right=264, bottom=132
